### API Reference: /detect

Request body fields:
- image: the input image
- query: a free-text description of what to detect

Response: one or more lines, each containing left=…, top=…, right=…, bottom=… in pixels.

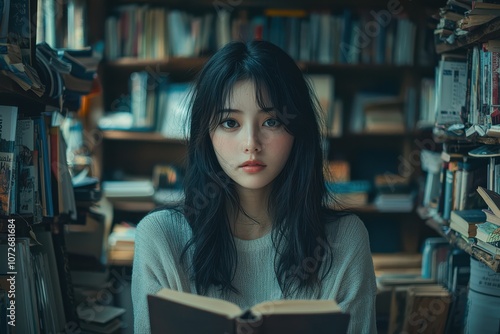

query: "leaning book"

left=148, top=288, right=350, bottom=334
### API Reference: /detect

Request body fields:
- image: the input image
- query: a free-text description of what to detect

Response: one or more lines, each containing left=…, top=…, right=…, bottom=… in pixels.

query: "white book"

left=435, top=55, right=467, bottom=125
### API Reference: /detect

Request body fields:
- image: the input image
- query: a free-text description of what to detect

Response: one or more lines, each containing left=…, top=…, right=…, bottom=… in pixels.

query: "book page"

left=155, top=288, right=242, bottom=318
left=250, top=299, right=341, bottom=315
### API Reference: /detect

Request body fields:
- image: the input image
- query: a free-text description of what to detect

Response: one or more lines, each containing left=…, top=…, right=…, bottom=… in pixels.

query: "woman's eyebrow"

left=218, top=108, right=276, bottom=114
left=218, top=108, right=241, bottom=114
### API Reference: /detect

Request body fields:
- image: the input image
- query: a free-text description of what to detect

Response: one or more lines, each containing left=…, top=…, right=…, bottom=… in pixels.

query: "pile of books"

left=434, top=0, right=500, bottom=47
left=449, top=186, right=500, bottom=258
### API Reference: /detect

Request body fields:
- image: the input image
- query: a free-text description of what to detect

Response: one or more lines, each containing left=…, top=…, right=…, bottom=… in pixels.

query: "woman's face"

left=210, top=80, right=294, bottom=194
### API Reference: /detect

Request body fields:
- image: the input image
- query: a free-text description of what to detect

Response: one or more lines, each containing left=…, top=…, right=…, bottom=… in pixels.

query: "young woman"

left=131, top=40, right=377, bottom=333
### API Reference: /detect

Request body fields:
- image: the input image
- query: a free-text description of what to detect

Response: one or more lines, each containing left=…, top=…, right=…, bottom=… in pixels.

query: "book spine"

left=235, top=315, right=264, bottom=334
left=443, top=166, right=455, bottom=220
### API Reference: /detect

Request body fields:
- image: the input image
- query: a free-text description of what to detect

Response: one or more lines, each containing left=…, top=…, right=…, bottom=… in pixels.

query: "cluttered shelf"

left=421, top=210, right=500, bottom=273
left=0, top=76, right=58, bottom=110
left=436, top=16, right=500, bottom=54
left=432, top=127, right=500, bottom=145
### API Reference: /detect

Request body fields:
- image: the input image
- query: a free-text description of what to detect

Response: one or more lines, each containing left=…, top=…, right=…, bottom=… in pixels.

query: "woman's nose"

left=243, top=127, right=262, bottom=153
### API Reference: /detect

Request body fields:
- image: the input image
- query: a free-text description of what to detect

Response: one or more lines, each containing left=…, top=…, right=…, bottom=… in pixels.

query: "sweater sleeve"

left=131, top=210, right=191, bottom=334
left=331, top=215, right=377, bottom=334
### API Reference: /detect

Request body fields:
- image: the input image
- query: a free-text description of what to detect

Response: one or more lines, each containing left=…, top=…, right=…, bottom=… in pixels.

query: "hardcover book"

left=449, top=209, right=486, bottom=236
left=482, top=209, right=500, bottom=227
left=148, top=288, right=350, bottom=334
left=477, top=186, right=500, bottom=218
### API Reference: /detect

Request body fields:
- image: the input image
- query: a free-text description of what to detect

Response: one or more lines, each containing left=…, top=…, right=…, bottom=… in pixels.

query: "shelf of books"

left=424, top=213, right=500, bottom=273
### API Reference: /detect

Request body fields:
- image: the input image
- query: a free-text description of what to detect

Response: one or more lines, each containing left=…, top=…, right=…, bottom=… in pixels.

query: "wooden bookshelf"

left=436, top=16, right=500, bottom=54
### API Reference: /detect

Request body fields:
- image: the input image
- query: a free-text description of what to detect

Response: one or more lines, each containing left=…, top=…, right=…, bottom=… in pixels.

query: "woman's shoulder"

left=323, top=210, right=368, bottom=242
left=136, top=206, right=192, bottom=242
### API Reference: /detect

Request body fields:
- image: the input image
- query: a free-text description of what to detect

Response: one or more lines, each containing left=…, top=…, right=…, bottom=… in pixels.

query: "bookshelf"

left=418, top=5, right=500, bottom=270
left=91, top=0, right=446, bottom=258
left=411, top=5, right=500, bottom=332
left=0, top=71, right=83, bottom=334
left=0, top=1, right=109, bottom=332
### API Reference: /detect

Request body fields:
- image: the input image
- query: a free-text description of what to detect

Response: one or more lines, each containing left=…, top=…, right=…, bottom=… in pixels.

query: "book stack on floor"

left=373, top=237, right=472, bottom=334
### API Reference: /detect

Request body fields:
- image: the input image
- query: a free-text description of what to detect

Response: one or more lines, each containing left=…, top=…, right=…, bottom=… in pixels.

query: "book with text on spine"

left=148, top=288, right=350, bottom=334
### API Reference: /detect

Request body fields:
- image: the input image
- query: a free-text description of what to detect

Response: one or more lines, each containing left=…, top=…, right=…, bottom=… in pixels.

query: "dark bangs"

left=191, top=41, right=320, bottom=140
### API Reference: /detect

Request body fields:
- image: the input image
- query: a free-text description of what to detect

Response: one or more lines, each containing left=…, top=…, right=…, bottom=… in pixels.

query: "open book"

left=477, top=186, right=500, bottom=218
left=148, top=288, right=350, bottom=334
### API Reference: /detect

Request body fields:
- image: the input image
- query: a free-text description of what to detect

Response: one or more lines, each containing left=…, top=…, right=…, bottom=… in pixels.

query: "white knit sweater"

left=131, top=210, right=377, bottom=333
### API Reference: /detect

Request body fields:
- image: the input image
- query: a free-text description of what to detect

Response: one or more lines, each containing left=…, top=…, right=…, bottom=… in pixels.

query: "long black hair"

left=179, top=40, right=338, bottom=296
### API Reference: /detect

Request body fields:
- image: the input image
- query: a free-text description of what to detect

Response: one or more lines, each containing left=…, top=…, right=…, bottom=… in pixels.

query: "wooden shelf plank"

left=110, top=200, right=156, bottom=212
left=107, top=0, right=415, bottom=9
left=0, top=76, right=59, bottom=110
left=101, top=130, right=187, bottom=143
left=102, top=57, right=434, bottom=76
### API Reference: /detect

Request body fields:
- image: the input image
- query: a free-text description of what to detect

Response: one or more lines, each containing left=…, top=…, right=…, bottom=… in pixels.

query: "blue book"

left=36, top=114, right=54, bottom=217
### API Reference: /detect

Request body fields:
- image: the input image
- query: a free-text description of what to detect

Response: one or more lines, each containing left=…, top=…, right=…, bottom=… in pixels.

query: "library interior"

left=1, top=0, right=500, bottom=333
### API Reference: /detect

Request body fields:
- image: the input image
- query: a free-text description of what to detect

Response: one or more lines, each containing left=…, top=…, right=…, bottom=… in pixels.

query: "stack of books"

left=475, top=187, right=500, bottom=256
left=449, top=186, right=500, bottom=258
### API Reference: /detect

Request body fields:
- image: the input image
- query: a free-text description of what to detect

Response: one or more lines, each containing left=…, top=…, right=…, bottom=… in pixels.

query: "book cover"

left=450, top=209, right=486, bottom=227
left=435, top=54, right=467, bottom=125
left=15, top=119, right=35, bottom=215
left=402, top=285, right=451, bottom=334
left=148, top=288, right=350, bottom=334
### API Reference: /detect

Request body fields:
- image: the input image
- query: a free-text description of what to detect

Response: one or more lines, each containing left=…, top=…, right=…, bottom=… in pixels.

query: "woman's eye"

left=221, top=119, right=239, bottom=129
left=264, top=118, right=281, bottom=127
